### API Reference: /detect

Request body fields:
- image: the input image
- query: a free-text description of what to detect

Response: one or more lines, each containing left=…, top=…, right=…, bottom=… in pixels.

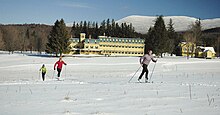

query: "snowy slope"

left=116, top=15, right=220, bottom=34
left=0, top=54, right=220, bottom=115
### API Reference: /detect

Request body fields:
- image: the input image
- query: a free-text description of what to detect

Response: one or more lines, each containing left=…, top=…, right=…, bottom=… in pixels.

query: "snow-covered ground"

left=0, top=54, right=220, bottom=115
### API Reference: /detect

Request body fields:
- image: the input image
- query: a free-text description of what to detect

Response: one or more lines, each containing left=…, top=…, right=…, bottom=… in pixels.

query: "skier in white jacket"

left=138, top=50, right=157, bottom=82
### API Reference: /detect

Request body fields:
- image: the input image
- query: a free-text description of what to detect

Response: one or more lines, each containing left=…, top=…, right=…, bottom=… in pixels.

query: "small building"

left=69, top=33, right=145, bottom=56
left=195, top=46, right=216, bottom=59
left=177, top=42, right=196, bottom=57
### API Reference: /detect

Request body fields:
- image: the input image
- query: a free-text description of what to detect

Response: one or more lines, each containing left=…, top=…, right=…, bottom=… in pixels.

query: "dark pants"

left=57, top=68, right=62, bottom=77
left=138, top=64, right=149, bottom=80
left=42, top=72, right=46, bottom=81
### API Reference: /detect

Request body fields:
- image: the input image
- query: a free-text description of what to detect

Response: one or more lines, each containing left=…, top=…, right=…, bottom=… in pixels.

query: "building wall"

left=99, top=36, right=144, bottom=56
left=69, top=36, right=145, bottom=56
left=179, top=42, right=196, bottom=57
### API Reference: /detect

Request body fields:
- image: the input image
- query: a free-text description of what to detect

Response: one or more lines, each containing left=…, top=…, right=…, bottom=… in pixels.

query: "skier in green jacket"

left=39, top=64, right=47, bottom=81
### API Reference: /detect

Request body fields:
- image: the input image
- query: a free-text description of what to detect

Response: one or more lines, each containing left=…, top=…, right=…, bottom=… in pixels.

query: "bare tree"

left=0, top=29, right=5, bottom=50
left=183, top=32, right=195, bottom=59
left=2, top=26, right=20, bottom=54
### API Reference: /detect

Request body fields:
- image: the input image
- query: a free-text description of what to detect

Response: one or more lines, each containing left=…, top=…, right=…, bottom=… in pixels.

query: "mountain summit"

left=116, top=15, right=220, bottom=34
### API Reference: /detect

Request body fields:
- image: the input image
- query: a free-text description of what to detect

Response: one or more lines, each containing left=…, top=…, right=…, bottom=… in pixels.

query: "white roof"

left=197, top=46, right=215, bottom=53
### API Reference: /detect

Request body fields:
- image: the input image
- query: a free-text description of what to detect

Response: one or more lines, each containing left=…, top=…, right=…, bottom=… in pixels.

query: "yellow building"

left=195, top=46, right=216, bottom=59
left=178, top=42, right=196, bottom=57
left=69, top=33, right=145, bottom=56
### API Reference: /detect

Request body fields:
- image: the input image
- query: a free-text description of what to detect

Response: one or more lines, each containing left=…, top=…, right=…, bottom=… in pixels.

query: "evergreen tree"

left=191, top=19, right=202, bottom=45
left=167, top=19, right=177, bottom=55
left=46, top=19, right=69, bottom=56
left=146, top=15, right=168, bottom=57
left=99, top=20, right=106, bottom=36
left=111, top=19, right=116, bottom=37
left=71, top=22, right=76, bottom=37
left=106, top=19, right=111, bottom=36
left=145, top=27, right=157, bottom=53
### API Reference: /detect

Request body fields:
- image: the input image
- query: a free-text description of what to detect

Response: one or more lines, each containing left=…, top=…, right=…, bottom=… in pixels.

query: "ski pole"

left=149, top=62, right=156, bottom=82
left=38, top=71, right=41, bottom=81
left=65, top=65, right=66, bottom=80
left=52, top=70, right=55, bottom=79
left=128, top=65, right=142, bottom=83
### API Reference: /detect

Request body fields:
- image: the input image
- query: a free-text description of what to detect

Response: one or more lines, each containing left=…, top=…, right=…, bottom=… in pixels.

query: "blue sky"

left=0, top=0, right=220, bottom=24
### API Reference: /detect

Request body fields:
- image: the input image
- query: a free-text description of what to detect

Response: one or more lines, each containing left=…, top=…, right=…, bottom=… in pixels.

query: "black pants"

left=42, top=72, right=46, bottom=81
left=57, top=68, right=62, bottom=77
left=138, top=64, right=149, bottom=80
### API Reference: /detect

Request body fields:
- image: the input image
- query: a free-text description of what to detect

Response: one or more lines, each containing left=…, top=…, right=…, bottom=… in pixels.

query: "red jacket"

left=54, top=60, right=66, bottom=69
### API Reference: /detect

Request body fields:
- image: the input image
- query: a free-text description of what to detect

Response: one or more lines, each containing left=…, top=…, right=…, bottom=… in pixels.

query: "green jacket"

left=40, top=67, right=47, bottom=73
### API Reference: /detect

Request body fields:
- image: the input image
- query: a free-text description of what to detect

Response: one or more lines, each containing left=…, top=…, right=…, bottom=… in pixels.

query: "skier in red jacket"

left=54, top=57, right=67, bottom=79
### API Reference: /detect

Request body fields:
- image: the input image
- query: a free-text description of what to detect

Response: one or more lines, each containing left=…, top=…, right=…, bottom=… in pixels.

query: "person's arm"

left=54, top=62, right=57, bottom=70
left=39, top=68, right=42, bottom=71
left=63, top=61, right=67, bottom=65
left=139, top=56, right=144, bottom=64
left=151, top=55, right=157, bottom=63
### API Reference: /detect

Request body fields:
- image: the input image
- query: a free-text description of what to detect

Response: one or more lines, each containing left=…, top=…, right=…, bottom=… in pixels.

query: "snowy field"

left=0, top=53, right=220, bottom=115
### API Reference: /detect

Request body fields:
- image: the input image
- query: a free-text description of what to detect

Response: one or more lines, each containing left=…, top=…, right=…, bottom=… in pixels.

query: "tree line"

left=71, top=19, right=142, bottom=39
left=145, top=15, right=220, bottom=57
left=0, top=24, right=58, bottom=54
left=0, top=17, right=219, bottom=56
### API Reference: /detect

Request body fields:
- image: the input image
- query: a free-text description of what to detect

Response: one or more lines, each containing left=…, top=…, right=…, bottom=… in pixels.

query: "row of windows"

left=85, top=42, right=98, bottom=44
left=85, top=46, right=99, bottom=49
left=100, top=39, right=144, bottom=43
left=102, top=51, right=143, bottom=54
left=72, top=46, right=82, bottom=49
left=100, top=45, right=144, bottom=49
left=183, top=47, right=195, bottom=52
left=72, top=45, right=144, bottom=49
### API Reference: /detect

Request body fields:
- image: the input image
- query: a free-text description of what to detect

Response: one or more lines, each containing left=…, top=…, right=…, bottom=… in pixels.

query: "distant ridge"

left=115, top=15, right=220, bottom=34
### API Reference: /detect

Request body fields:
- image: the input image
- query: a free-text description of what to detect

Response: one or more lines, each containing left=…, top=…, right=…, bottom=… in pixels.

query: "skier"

left=39, top=64, right=47, bottom=81
left=54, top=57, right=67, bottom=80
left=138, top=49, right=157, bottom=83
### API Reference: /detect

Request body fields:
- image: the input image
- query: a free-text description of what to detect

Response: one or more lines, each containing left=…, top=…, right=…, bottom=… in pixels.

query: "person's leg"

left=57, top=68, right=61, bottom=77
left=144, top=65, right=149, bottom=82
left=42, top=72, right=46, bottom=81
left=138, top=66, right=145, bottom=80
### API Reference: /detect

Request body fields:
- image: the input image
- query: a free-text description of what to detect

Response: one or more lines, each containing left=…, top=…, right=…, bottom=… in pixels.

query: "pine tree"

left=167, top=19, right=177, bottom=55
left=191, top=19, right=202, bottom=45
left=146, top=15, right=168, bottom=57
left=99, top=20, right=106, bottom=36
left=106, top=19, right=111, bottom=36
left=111, top=19, right=116, bottom=37
left=71, top=21, right=76, bottom=37
left=46, top=19, right=69, bottom=56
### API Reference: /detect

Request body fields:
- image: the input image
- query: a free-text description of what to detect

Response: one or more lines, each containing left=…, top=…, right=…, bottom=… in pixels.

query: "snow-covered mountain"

left=116, top=15, right=220, bottom=34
